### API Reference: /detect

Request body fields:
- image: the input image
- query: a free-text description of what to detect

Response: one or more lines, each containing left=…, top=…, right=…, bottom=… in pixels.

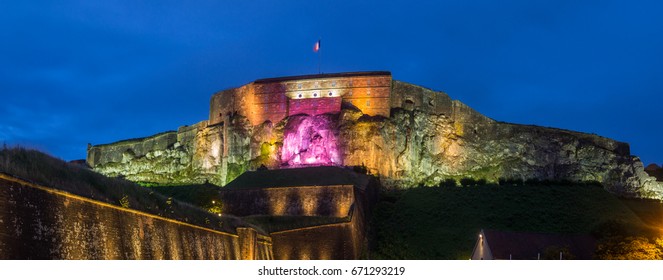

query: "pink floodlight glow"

left=281, top=115, right=341, bottom=166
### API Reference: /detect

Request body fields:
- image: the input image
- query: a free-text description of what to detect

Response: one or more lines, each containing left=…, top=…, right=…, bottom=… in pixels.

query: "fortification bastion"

left=87, top=71, right=663, bottom=200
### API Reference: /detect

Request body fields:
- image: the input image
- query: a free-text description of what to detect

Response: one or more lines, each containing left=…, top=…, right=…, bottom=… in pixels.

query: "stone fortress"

left=87, top=71, right=663, bottom=200
left=209, top=71, right=393, bottom=126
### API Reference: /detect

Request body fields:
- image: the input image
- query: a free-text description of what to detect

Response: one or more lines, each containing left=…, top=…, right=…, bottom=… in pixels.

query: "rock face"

left=87, top=79, right=663, bottom=200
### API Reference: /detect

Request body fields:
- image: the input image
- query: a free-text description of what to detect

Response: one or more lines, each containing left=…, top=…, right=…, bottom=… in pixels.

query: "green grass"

left=620, top=198, right=663, bottom=230
left=149, top=184, right=222, bottom=208
left=369, top=183, right=653, bottom=259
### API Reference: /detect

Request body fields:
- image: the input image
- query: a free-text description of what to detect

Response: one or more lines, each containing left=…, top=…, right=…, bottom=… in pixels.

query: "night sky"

left=2, top=1, right=662, bottom=165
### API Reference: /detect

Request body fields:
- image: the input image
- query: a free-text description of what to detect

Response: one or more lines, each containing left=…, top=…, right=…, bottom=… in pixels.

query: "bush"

left=438, top=179, right=457, bottom=188
left=353, top=164, right=368, bottom=175
left=595, top=236, right=663, bottom=260
left=525, top=178, right=541, bottom=185
left=459, top=178, right=477, bottom=187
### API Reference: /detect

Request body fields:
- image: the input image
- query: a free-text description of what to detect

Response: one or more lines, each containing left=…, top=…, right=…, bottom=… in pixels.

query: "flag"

left=314, top=40, right=320, bottom=52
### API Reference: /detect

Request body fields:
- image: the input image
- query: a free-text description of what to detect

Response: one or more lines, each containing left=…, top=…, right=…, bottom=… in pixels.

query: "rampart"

left=269, top=182, right=375, bottom=260
left=210, top=71, right=393, bottom=126
left=0, top=173, right=272, bottom=260
left=218, top=166, right=379, bottom=259
left=86, top=71, right=663, bottom=200
left=220, top=185, right=354, bottom=217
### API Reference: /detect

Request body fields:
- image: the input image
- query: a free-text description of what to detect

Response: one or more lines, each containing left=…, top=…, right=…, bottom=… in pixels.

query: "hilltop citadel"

left=87, top=71, right=662, bottom=200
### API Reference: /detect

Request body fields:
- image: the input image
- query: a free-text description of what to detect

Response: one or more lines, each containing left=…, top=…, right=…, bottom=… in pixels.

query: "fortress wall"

left=209, top=72, right=394, bottom=126
left=209, top=88, right=232, bottom=125
left=87, top=131, right=178, bottom=167
left=269, top=181, right=377, bottom=260
left=177, top=121, right=208, bottom=145
left=209, top=84, right=254, bottom=126
left=219, top=185, right=355, bottom=217
left=87, top=120, right=226, bottom=184
left=343, top=87, right=391, bottom=117
left=249, top=93, right=289, bottom=126
left=270, top=221, right=355, bottom=260
left=391, top=81, right=453, bottom=116
left=288, top=97, right=342, bottom=116
left=0, top=174, right=272, bottom=260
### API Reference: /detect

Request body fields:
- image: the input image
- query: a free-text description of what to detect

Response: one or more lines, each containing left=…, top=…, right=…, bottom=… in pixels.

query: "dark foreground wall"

left=0, top=174, right=272, bottom=260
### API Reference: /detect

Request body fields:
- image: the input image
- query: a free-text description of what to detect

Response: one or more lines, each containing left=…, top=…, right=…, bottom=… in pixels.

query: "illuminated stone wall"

left=269, top=183, right=375, bottom=260
left=217, top=167, right=379, bottom=259
left=270, top=222, right=356, bottom=260
left=220, top=185, right=354, bottom=217
left=88, top=120, right=232, bottom=185
left=88, top=73, right=663, bottom=200
left=0, top=175, right=272, bottom=260
left=209, top=84, right=254, bottom=126
left=208, top=72, right=393, bottom=126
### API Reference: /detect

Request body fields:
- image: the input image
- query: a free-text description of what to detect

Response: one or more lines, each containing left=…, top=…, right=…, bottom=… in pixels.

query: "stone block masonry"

left=220, top=185, right=355, bottom=217
left=209, top=71, right=393, bottom=126
left=0, top=173, right=272, bottom=260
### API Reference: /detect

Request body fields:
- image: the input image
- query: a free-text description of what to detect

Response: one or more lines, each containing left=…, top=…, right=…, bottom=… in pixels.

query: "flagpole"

left=318, top=38, right=321, bottom=74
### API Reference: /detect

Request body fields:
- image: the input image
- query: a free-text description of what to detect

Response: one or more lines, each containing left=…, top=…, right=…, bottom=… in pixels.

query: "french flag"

left=314, top=40, right=320, bottom=52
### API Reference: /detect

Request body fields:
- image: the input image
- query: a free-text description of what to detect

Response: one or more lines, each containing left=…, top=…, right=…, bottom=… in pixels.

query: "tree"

left=595, top=236, right=663, bottom=260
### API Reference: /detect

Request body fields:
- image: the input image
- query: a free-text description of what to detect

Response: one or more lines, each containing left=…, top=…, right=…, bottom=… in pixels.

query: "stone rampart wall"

left=269, top=182, right=376, bottom=260
left=208, top=72, right=393, bottom=126
left=220, top=185, right=354, bottom=217
left=87, top=74, right=663, bottom=199
left=0, top=174, right=272, bottom=259
left=87, top=131, right=178, bottom=167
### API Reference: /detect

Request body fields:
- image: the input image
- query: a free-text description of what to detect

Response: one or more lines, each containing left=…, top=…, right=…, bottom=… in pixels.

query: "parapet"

left=209, top=71, right=393, bottom=126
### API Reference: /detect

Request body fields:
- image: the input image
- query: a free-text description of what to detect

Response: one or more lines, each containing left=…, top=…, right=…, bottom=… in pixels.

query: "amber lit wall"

left=270, top=222, right=356, bottom=260
left=0, top=175, right=272, bottom=260
left=208, top=72, right=393, bottom=126
left=209, top=84, right=254, bottom=126
left=269, top=181, right=377, bottom=260
left=220, top=185, right=354, bottom=217
left=288, top=97, right=342, bottom=116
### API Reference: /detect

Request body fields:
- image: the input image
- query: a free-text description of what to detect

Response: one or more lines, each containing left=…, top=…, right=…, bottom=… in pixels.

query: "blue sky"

left=1, top=1, right=661, bottom=165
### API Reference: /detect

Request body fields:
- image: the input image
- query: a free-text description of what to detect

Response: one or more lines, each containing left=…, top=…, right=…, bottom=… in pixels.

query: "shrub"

left=595, top=236, right=663, bottom=260
left=525, top=178, right=541, bottom=185
left=119, top=195, right=130, bottom=208
left=439, top=179, right=457, bottom=188
left=353, top=164, right=368, bottom=175
left=459, top=177, right=477, bottom=187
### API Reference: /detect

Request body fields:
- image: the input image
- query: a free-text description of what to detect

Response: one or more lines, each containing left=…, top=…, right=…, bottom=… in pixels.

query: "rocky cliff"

left=87, top=80, right=663, bottom=200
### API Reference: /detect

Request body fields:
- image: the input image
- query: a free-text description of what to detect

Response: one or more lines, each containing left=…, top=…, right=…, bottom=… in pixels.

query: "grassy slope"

left=620, top=198, right=663, bottom=230
left=149, top=184, right=222, bottom=208
left=370, top=184, right=652, bottom=260
left=0, top=147, right=248, bottom=233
